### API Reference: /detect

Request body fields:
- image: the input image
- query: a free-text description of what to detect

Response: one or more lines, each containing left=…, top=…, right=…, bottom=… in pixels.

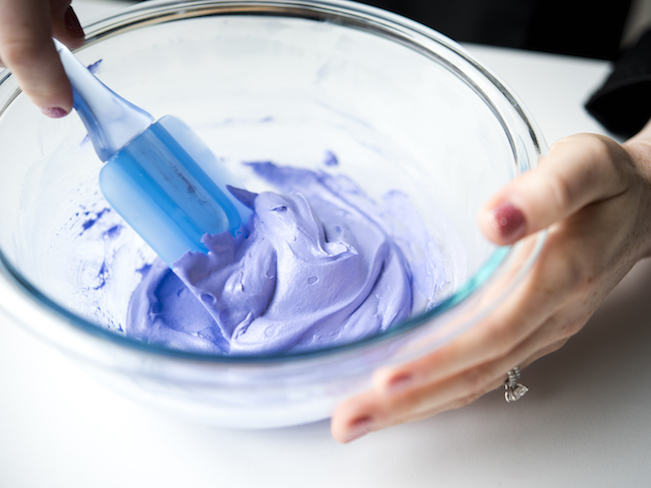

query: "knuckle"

left=553, top=254, right=585, bottom=292
left=586, top=136, right=628, bottom=187
left=548, top=134, right=628, bottom=208
left=537, top=242, right=596, bottom=299
left=556, top=314, right=590, bottom=340
left=544, top=170, right=574, bottom=215
left=542, top=308, right=591, bottom=345
left=542, top=338, right=570, bottom=355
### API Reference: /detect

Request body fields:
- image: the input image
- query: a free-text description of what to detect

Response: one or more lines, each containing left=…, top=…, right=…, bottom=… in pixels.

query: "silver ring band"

left=504, top=366, right=528, bottom=403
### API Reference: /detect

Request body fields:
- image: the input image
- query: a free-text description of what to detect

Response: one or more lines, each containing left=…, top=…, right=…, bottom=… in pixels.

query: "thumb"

left=478, top=134, right=630, bottom=245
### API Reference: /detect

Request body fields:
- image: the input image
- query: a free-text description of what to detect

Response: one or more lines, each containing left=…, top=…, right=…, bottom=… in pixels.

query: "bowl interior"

left=0, top=4, right=533, bottom=357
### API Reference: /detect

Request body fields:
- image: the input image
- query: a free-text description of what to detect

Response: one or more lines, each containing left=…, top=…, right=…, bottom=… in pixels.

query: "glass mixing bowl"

left=0, top=0, right=546, bottom=428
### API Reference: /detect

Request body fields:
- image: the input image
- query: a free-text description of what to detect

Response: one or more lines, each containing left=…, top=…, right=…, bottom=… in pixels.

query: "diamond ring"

left=504, top=366, right=529, bottom=403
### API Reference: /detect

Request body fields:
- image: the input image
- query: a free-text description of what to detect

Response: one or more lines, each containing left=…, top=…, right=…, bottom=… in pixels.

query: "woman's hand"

left=0, top=0, right=84, bottom=117
left=331, top=124, right=651, bottom=443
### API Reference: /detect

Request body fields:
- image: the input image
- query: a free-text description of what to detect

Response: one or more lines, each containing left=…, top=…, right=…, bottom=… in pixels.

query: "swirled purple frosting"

left=126, top=162, right=445, bottom=355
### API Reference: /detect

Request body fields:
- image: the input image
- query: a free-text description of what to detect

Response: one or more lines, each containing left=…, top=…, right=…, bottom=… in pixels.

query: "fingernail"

left=343, top=416, right=373, bottom=443
left=65, top=6, right=85, bottom=40
left=491, top=202, right=526, bottom=241
left=387, top=373, right=413, bottom=395
left=40, top=107, right=69, bottom=118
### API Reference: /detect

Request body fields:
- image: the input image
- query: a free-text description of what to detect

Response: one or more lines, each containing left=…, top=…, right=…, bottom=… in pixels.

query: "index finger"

left=0, top=0, right=73, bottom=115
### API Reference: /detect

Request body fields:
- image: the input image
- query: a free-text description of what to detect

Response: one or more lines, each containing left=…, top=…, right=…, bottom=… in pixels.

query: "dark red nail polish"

left=65, top=6, right=85, bottom=40
left=344, top=416, right=373, bottom=443
left=492, top=202, right=525, bottom=241
left=40, top=107, right=68, bottom=118
left=387, top=373, right=413, bottom=395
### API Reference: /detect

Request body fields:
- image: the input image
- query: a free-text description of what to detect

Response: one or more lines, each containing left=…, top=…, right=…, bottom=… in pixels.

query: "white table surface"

left=2, top=1, right=651, bottom=487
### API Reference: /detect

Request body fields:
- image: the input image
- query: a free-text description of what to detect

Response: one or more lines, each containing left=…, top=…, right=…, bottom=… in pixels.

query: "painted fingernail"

left=387, top=373, right=413, bottom=395
left=491, top=202, right=526, bottom=241
left=65, top=6, right=85, bottom=40
left=40, top=107, right=69, bottom=118
left=343, top=416, right=373, bottom=443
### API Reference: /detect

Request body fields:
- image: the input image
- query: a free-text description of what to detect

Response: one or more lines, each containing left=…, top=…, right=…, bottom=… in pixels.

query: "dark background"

left=360, top=0, right=633, bottom=60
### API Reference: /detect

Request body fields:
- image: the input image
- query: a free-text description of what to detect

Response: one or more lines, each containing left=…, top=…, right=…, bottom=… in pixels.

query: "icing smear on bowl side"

left=125, top=161, right=448, bottom=355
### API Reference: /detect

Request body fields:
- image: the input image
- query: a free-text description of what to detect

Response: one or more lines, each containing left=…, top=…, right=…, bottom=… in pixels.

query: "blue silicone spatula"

left=54, top=39, right=251, bottom=265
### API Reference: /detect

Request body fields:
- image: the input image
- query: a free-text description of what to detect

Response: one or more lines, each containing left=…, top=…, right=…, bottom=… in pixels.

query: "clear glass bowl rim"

left=0, top=0, right=547, bottom=363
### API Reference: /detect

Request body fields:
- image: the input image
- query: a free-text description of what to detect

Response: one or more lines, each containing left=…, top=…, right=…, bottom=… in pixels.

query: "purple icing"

left=87, top=59, right=103, bottom=74
left=324, top=150, right=338, bottom=167
left=126, top=163, right=443, bottom=355
left=79, top=207, right=111, bottom=235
